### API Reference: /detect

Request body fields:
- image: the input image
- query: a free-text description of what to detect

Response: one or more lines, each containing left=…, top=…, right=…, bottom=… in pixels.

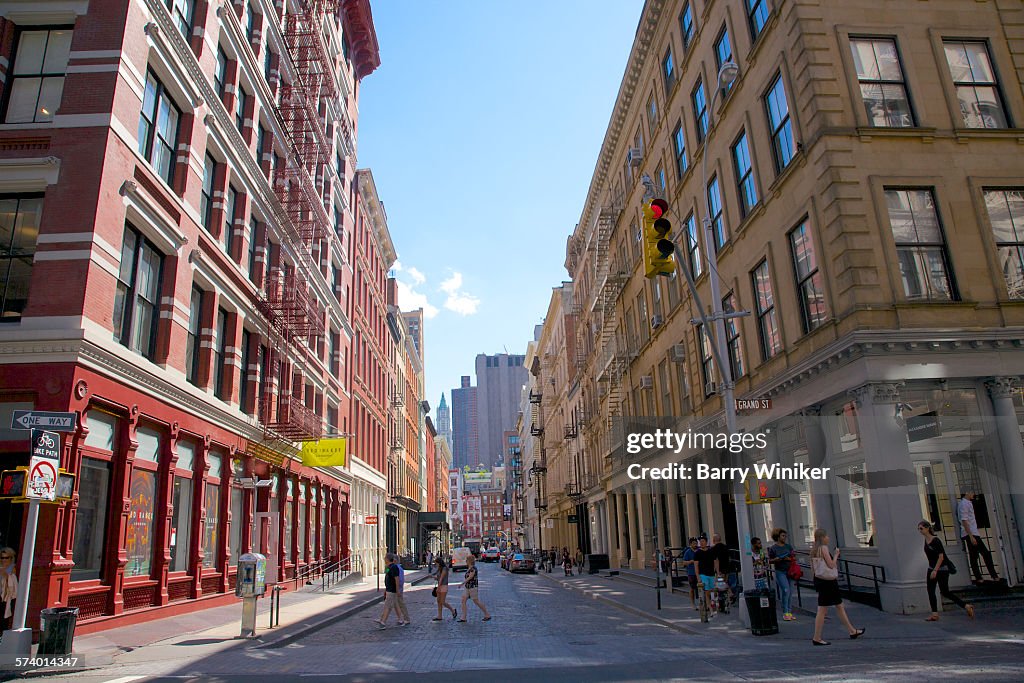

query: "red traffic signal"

left=650, top=198, right=668, bottom=219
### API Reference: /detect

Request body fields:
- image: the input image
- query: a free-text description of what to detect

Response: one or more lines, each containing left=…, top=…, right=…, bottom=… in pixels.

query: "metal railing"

left=291, top=555, right=362, bottom=592
left=792, top=549, right=887, bottom=610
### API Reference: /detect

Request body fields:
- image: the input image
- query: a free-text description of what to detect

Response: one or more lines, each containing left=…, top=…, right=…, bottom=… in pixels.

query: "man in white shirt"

left=958, top=491, right=1000, bottom=583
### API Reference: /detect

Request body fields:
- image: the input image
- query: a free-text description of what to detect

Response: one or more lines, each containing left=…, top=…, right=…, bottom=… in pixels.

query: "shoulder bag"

left=812, top=555, right=839, bottom=581
left=787, top=560, right=803, bottom=581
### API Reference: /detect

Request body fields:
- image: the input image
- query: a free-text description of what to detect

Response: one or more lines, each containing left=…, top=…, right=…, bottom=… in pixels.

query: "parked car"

left=509, top=553, right=536, bottom=574
left=482, top=547, right=501, bottom=562
left=451, top=547, right=472, bottom=572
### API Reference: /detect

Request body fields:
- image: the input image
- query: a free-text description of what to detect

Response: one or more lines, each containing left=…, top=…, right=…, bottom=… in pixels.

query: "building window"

left=215, top=47, right=228, bottom=98
left=4, top=28, right=72, bottom=123
left=186, top=286, right=203, bottom=385
left=789, top=221, right=827, bottom=333
left=166, top=0, right=194, bottom=39
left=707, top=175, right=726, bottom=252
left=170, top=440, right=195, bottom=572
left=752, top=260, right=782, bottom=360
left=714, top=27, right=734, bottom=94
left=663, top=47, right=675, bottom=95
left=764, top=73, right=794, bottom=173
left=683, top=211, right=701, bottom=279
left=229, top=459, right=245, bottom=562
left=722, top=293, right=745, bottom=378
left=263, top=48, right=274, bottom=85
left=214, top=307, right=229, bottom=398
left=850, top=38, right=913, bottom=128
left=732, top=131, right=757, bottom=218
left=73, top=411, right=118, bottom=581
left=256, top=124, right=267, bottom=163
left=235, top=86, right=248, bottom=131
left=201, top=155, right=216, bottom=230
left=203, top=477, right=221, bottom=569
left=747, top=0, right=769, bottom=40
left=647, top=94, right=658, bottom=136
left=114, top=224, right=164, bottom=359
left=239, top=329, right=252, bottom=411
left=984, top=189, right=1024, bottom=299
left=247, top=217, right=260, bottom=282
left=0, top=195, right=42, bottom=321
left=680, top=3, right=695, bottom=51
left=672, top=122, right=688, bottom=178
left=245, top=3, right=256, bottom=43
left=885, top=188, right=956, bottom=301
left=697, top=324, right=715, bottom=396
left=126, top=426, right=162, bottom=577
left=943, top=40, right=1008, bottom=129
left=138, top=70, right=181, bottom=184
left=657, top=165, right=667, bottom=196
left=693, top=79, right=708, bottom=143
left=224, top=185, right=237, bottom=254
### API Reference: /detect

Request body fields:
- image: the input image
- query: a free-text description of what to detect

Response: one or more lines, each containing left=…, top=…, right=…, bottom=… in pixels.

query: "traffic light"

left=642, top=198, right=675, bottom=278
left=745, top=476, right=782, bottom=504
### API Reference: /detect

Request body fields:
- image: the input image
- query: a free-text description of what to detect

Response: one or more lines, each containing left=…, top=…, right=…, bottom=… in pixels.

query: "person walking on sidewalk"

left=458, top=555, right=491, bottom=622
left=426, top=550, right=434, bottom=575
left=810, top=528, right=865, bottom=646
left=694, top=534, right=718, bottom=616
left=374, top=554, right=401, bottom=629
left=561, top=548, right=573, bottom=576
left=395, top=557, right=411, bottom=626
left=548, top=548, right=557, bottom=573
left=575, top=547, right=584, bottom=574
left=432, top=557, right=457, bottom=621
left=769, top=528, right=796, bottom=621
left=681, top=537, right=699, bottom=610
left=751, top=537, right=769, bottom=591
left=957, top=491, right=1000, bottom=584
left=919, top=520, right=975, bottom=622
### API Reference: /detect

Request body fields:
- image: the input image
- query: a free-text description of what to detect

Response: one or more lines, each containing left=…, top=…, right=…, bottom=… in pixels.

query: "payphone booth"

left=236, top=553, right=267, bottom=638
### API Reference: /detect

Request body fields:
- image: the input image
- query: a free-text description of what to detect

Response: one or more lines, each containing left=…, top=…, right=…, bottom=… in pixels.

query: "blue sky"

left=357, top=0, right=643, bottom=414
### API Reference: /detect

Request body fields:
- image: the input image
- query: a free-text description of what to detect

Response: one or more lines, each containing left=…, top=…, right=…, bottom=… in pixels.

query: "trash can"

left=744, top=589, right=778, bottom=636
left=38, top=606, right=80, bottom=655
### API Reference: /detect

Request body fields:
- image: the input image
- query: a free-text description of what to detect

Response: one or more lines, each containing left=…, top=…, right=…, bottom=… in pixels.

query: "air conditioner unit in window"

left=627, top=147, right=643, bottom=168
left=670, top=344, right=686, bottom=363
left=640, top=375, right=654, bottom=389
left=651, top=314, right=664, bottom=329
left=705, top=380, right=717, bottom=396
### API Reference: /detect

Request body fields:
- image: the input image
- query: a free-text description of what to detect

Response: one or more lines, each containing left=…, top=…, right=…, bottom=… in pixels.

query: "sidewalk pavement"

left=21, top=568, right=432, bottom=676
left=537, top=568, right=978, bottom=643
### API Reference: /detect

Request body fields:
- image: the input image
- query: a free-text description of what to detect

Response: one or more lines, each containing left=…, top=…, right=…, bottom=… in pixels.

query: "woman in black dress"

left=810, top=528, right=865, bottom=645
left=918, top=520, right=975, bottom=621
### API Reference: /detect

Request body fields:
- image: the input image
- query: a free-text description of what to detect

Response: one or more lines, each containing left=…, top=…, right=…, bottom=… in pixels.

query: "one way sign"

left=11, top=410, right=77, bottom=433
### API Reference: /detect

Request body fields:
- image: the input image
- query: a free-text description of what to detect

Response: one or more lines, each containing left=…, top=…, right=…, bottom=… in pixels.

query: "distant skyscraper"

left=476, top=354, right=527, bottom=470
left=437, top=393, right=453, bottom=452
left=401, top=309, right=424, bottom=363
left=452, top=376, right=478, bottom=469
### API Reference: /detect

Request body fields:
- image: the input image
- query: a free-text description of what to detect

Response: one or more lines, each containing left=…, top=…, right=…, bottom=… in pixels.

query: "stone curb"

left=537, top=571, right=700, bottom=635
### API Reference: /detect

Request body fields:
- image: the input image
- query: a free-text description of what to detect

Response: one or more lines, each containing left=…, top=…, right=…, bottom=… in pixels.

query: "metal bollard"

left=269, top=586, right=284, bottom=628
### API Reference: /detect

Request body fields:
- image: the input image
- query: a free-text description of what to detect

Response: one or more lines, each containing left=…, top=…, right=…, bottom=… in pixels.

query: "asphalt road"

left=23, top=562, right=1024, bottom=681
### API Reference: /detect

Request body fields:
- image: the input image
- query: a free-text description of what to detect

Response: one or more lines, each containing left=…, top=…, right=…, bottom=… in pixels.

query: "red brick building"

left=0, top=0, right=378, bottom=632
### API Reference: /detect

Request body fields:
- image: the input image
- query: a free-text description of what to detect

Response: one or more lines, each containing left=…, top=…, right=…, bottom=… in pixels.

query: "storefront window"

left=283, top=479, right=293, bottom=562
left=204, top=483, right=220, bottom=569
left=126, top=468, right=157, bottom=577
left=298, top=482, right=307, bottom=561
left=170, top=439, right=195, bottom=573
left=837, top=462, right=873, bottom=547
left=72, top=457, right=112, bottom=580
left=230, top=485, right=244, bottom=563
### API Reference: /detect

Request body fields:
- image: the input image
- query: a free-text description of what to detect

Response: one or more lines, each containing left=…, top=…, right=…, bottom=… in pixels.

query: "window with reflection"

left=850, top=37, right=913, bottom=127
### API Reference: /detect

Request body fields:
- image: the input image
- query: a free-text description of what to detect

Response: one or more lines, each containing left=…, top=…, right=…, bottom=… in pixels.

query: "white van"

left=451, top=547, right=472, bottom=572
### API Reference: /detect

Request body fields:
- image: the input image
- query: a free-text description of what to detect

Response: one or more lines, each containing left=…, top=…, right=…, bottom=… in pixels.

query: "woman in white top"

left=0, top=547, right=17, bottom=635
left=810, top=529, right=864, bottom=646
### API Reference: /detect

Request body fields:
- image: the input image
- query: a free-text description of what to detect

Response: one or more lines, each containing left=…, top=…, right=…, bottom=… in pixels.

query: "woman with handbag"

left=918, top=520, right=975, bottom=621
left=768, top=528, right=797, bottom=621
left=0, top=547, right=17, bottom=635
left=810, top=528, right=865, bottom=645
left=431, top=557, right=457, bottom=621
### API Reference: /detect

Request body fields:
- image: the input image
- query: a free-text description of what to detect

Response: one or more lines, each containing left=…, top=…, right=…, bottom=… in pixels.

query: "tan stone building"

left=535, top=0, right=1024, bottom=612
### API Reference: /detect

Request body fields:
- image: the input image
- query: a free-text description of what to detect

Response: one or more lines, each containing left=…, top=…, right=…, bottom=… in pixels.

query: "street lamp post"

left=692, top=60, right=755, bottom=625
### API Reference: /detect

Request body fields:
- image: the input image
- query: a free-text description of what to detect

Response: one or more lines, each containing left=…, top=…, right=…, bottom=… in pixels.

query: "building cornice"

left=354, top=168, right=397, bottom=266
left=340, top=0, right=381, bottom=80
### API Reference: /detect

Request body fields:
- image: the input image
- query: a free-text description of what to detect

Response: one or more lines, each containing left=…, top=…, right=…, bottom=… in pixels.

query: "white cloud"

left=397, top=279, right=439, bottom=319
left=407, top=266, right=426, bottom=286
left=439, top=271, right=480, bottom=316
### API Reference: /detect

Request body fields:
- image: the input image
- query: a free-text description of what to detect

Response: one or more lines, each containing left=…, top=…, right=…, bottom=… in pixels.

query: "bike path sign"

left=26, top=429, right=60, bottom=501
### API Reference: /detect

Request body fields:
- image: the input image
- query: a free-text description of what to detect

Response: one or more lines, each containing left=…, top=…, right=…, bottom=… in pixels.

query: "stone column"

left=985, top=377, right=1024, bottom=578
left=684, top=476, right=701, bottom=539
left=623, top=487, right=638, bottom=568
left=613, top=493, right=627, bottom=569
left=803, top=406, right=838, bottom=539
left=636, top=483, right=654, bottom=569
left=850, top=382, right=924, bottom=613
left=667, top=481, right=683, bottom=549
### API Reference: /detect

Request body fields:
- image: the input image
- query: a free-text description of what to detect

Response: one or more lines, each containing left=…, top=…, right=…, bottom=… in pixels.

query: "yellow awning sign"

left=300, top=438, right=347, bottom=467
